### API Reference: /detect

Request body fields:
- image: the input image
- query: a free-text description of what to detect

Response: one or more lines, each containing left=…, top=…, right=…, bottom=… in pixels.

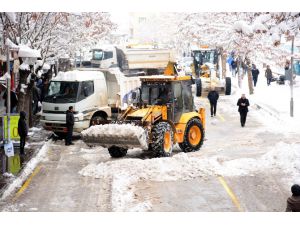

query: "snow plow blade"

left=81, top=124, right=148, bottom=150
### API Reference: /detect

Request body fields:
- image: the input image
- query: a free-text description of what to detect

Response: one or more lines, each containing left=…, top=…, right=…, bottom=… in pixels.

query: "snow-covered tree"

left=0, top=12, right=115, bottom=126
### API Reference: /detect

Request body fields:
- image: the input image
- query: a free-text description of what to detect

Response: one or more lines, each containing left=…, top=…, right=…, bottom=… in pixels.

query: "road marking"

left=217, top=113, right=226, bottom=122
left=14, top=165, right=41, bottom=200
left=218, top=176, right=244, bottom=212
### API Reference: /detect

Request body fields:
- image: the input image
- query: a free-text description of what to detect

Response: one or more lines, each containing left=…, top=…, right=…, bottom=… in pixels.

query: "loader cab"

left=192, top=49, right=218, bottom=77
left=140, top=77, right=194, bottom=122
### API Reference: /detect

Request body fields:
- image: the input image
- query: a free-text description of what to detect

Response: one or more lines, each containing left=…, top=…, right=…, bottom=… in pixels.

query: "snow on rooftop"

left=19, top=63, right=30, bottom=71
left=52, top=70, right=105, bottom=82
left=18, top=45, right=41, bottom=58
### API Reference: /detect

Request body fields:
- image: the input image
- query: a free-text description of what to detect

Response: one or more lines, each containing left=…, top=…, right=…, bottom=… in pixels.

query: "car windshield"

left=141, top=84, right=170, bottom=105
left=44, top=81, right=79, bottom=103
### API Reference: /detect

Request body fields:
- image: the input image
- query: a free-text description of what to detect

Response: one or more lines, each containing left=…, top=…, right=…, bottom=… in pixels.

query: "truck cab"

left=41, top=70, right=111, bottom=137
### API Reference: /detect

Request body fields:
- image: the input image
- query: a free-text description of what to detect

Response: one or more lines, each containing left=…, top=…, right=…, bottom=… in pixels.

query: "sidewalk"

left=230, top=66, right=300, bottom=132
left=0, top=124, right=52, bottom=194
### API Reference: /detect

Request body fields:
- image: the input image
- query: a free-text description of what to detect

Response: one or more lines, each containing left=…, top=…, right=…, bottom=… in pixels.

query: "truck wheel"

left=150, top=122, right=173, bottom=157
left=54, top=132, right=66, bottom=138
left=196, top=78, right=202, bottom=97
left=90, top=115, right=105, bottom=126
left=108, top=146, right=128, bottom=158
left=225, top=77, right=231, bottom=95
left=179, top=118, right=204, bottom=152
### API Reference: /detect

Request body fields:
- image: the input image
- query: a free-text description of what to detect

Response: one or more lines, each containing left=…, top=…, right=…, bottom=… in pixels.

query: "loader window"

left=173, top=83, right=183, bottom=122
left=141, top=84, right=170, bottom=105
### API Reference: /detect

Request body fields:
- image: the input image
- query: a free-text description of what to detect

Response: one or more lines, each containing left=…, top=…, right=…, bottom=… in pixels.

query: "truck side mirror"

left=131, top=91, right=137, bottom=100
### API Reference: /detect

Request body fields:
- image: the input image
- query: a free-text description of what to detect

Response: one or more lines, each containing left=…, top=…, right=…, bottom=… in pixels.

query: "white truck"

left=41, top=69, right=140, bottom=137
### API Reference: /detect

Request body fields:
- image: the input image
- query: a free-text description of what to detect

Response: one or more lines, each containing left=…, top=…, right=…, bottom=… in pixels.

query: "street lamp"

left=290, top=35, right=295, bottom=117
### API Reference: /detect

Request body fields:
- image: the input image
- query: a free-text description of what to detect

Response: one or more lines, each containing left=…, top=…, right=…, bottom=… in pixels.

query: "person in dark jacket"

left=237, top=94, right=250, bottom=127
left=3, top=90, right=18, bottom=113
left=32, top=81, right=40, bottom=115
left=286, top=184, right=300, bottom=212
left=207, top=86, right=219, bottom=117
left=18, top=111, right=28, bottom=155
left=265, top=65, right=273, bottom=86
left=231, top=59, right=237, bottom=77
left=65, top=106, right=74, bottom=146
left=251, top=64, right=260, bottom=87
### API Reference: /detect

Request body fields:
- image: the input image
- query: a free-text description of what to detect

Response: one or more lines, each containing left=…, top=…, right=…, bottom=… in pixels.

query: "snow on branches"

left=0, top=12, right=116, bottom=61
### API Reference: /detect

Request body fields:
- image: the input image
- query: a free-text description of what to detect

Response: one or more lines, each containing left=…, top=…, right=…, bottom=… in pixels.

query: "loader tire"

left=225, top=77, right=231, bottom=95
left=179, top=118, right=204, bottom=152
left=150, top=122, right=174, bottom=157
left=196, top=78, right=202, bottom=97
left=90, top=115, right=105, bottom=126
left=108, top=146, right=128, bottom=158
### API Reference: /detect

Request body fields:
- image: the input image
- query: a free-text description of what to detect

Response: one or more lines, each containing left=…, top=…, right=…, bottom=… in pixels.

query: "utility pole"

left=290, top=36, right=294, bottom=117
left=4, top=29, right=11, bottom=142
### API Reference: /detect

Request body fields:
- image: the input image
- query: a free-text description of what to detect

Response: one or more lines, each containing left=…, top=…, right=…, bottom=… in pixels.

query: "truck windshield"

left=44, top=81, right=79, bottom=103
left=141, top=84, right=171, bottom=105
left=92, top=50, right=103, bottom=60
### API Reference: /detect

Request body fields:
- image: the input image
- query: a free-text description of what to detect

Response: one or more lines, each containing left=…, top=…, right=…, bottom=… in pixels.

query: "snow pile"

left=2, top=173, right=15, bottom=178
left=0, top=141, right=52, bottom=200
left=81, top=124, right=148, bottom=150
left=19, top=63, right=30, bottom=71
left=79, top=142, right=300, bottom=211
left=29, top=127, right=42, bottom=132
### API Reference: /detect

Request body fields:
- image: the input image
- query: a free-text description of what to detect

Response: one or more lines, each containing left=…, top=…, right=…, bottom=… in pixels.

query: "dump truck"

left=41, top=69, right=140, bottom=137
left=90, top=44, right=176, bottom=76
left=82, top=74, right=206, bottom=158
left=191, top=46, right=231, bottom=96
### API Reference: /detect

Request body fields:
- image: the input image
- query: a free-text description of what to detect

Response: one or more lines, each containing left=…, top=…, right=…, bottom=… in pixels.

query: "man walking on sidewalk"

left=237, top=94, right=250, bottom=127
left=251, top=64, right=260, bottom=87
left=207, top=86, right=219, bottom=117
left=65, top=106, right=74, bottom=146
left=265, top=65, right=273, bottom=86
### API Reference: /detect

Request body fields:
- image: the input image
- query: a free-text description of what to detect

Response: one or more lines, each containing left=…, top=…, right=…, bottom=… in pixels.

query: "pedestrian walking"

left=31, top=80, right=40, bottom=115
left=237, top=94, right=249, bottom=127
left=18, top=111, right=28, bottom=156
left=252, top=64, right=260, bottom=87
left=286, top=184, right=300, bottom=212
left=231, top=58, right=237, bottom=77
left=227, top=55, right=233, bottom=72
left=65, top=106, right=74, bottom=146
left=265, top=65, right=273, bottom=86
left=207, top=86, right=219, bottom=117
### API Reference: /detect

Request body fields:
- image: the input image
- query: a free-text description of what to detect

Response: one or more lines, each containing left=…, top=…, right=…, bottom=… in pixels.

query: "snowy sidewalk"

left=230, top=68, right=300, bottom=133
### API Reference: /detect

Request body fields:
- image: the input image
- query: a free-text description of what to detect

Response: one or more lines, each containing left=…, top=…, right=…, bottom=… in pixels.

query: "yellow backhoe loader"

left=82, top=74, right=206, bottom=158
